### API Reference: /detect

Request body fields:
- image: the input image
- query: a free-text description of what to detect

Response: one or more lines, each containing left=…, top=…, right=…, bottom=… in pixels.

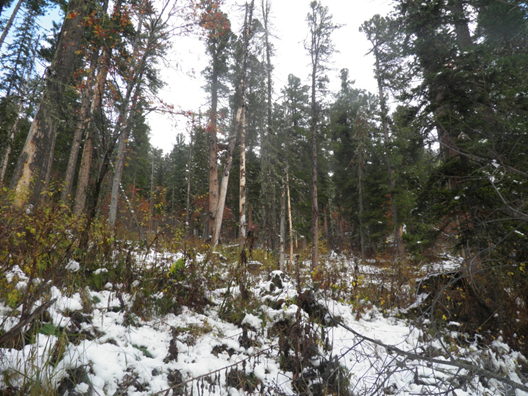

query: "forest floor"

left=1, top=247, right=527, bottom=395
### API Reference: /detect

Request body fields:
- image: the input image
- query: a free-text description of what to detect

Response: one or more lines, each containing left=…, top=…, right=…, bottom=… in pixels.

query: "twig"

left=329, top=315, right=528, bottom=394
left=0, top=298, right=57, bottom=347
left=150, top=345, right=276, bottom=396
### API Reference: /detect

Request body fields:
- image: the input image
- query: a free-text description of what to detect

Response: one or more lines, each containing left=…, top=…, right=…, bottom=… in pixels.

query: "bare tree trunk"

left=286, top=169, right=293, bottom=269
left=108, top=87, right=140, bottom=229
left=279, top=184, right=285, bottom=270
left=310, top=62, right=319, bottom=269
left=149, top=154, right=155, bottom=230
left=61, top=52, right=99, bottom=203
left=186, top=115, right=194, bottom=235
left=239, top=98, right=247, bottom=244
left=212, top=0, right=254, bottom=247
left=374, top=46, right=406, bottom=262
left=260, top=0, right=273, bottom=252
left=10, top=0, right=89, bottom=207
left=73, top=46, right=111, bottom=216
left=357, top=115, right=366, bottom=261
left=73, top=0, right=124, bottom=216
left=108, top=129, right=129, bottom=228
left=0, top=0, right=23, bottom=50
left=208, top=65, right=219, bottom=238
left=212, top=108, right=241, bottom=246
left=108, top=0, right=166, bottom=228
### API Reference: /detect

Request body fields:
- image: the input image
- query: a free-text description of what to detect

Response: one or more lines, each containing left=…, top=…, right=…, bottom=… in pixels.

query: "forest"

left=1, top=0, right=528, bottom=394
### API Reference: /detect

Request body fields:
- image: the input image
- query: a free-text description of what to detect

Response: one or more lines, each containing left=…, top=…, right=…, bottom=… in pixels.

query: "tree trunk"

left=310, top=61, right=319, bottom=269
left=239, top=94, right=247, bottom=244
left=357, top=115, right=366, bottom=261
left=108, top=0, right=163, bottom=229
left=374, top=45, right=406, bottom=262
left=238, top=0, right=255, bottom=246
left=212, top=108, right=241, bottom=246
left=186, top=115, right=194, bottom=235
left=212, top=0, right=254, bottom=247
left=0, top=37, right=37, bottom=185
left=260, top=0, right=273, bottom=252
left=149, top=154, right=155, bottom=230
left=10, top=0, right=89, bottom=206
left=286, top=168, right=293, bottom=269
left=279, top=184, right=285, bottom=271
left=61, top=52, right=99, bottom=204
left=208, top=55, right=219, bottom=238
left=0, top=0, right=23, bottom=50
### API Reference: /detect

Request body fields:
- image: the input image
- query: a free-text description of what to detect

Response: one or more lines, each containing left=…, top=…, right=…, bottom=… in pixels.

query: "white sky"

left=149, top=0, right=394, bottom=153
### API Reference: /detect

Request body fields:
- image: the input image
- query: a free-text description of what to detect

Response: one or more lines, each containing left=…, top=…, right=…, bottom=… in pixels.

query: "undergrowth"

left=1, top=187, right=527, bottom=395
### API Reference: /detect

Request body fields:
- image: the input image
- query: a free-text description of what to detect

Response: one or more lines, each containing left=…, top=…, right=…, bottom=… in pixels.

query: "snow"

left=1, top=252, right=527, bottom=395
left=65, top=260, right=80, bottom=272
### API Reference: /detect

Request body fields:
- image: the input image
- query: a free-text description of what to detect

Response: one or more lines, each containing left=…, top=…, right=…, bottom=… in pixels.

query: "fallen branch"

left=329, top=315, right=528, bottom=394
left=0, top=298, right=57, bottom=347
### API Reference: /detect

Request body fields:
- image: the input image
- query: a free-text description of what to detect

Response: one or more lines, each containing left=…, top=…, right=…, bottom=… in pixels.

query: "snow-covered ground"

left=1, top=253, right=527, bottom=395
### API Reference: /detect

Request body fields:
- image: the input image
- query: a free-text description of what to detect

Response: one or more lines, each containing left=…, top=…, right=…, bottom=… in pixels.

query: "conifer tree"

left=10, top=0, right=89, bottom=206
left=305, top=0, right=339, bottom=267
left=199, top=0, right=232, bottom=238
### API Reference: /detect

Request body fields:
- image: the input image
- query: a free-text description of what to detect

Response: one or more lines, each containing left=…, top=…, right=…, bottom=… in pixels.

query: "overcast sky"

left=149, top=0, right=394, bottom=153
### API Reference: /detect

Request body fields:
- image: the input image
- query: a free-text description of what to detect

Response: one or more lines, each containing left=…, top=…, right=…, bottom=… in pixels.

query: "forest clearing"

left=1, top=0, right=528, bottom=394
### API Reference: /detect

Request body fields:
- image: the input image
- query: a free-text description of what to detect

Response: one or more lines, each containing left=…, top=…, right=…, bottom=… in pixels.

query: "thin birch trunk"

left=239, top=97, right=247, bottom=244
left=212, top=107, right=242, bottom=246
left=286, top=168, right=293, bottom=269
left=279, top=184, right=285, bottom=271
left=208, top=59, right=219, bottom=238
left=212, top=0, right=254, bottom=247
left=149, top=154, right=155, bottom=230
left=186, top=116, right=194, bottom=235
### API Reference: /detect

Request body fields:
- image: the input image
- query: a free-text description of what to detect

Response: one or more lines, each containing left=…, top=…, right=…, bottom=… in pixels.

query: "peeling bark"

left=10, top=0, right=89, bottom=206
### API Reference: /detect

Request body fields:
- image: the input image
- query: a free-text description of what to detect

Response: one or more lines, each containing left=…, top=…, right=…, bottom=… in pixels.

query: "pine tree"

left=199, top=0, right=232, bottom=238
left=10, top=0, right=90, bottom=206
left=305, top=0, right=339, bottom=267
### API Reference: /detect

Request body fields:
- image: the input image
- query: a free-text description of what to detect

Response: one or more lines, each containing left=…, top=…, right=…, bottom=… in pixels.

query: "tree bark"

left=260, top=0, right=273, bottom=252
left=0, top=37, right=37, bottom=184
left=286, top=168, right=293, bottom=269
left=310, top=58, right=319, bottom=269
left=186, top=115, right=194, bottom=235
left=108, top=0, right=164, bottom=229
left=212, top=0, right=254, bottom=247
left=10, top=0, right=89, bottom=206
left=357, top=115, right=366, bottom=261
left=208, top=54, right=219, bottom=238
left=279, top=184, right=285, bottom=271
left=239, top=95, right=247, bottom=244
left=238, top=0, right=255, bottom=245
left=61, top=52, right=99, bottom=204
left=212, top=107, right=242, bottom=246
left=0, top=0, right=23, bottom=50
left=374, top=45, right=406, bottom=262
left=73, top=47, right=111, bottom=216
